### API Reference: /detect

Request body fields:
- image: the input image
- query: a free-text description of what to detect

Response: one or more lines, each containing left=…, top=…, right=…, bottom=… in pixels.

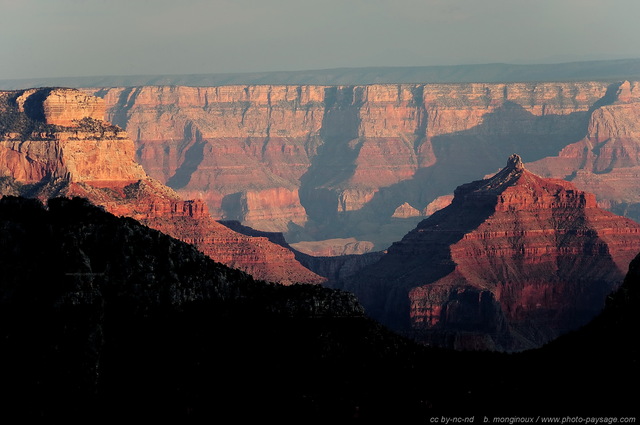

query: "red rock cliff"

left=342, top=155, right=640, bottom=351
left=0, top=88, right=325, bottom=285
left=529, top=81, right=640, bottom=219
left=98, top=85, right=323, bottom=232
left=95, top=82, right=614, bottom=248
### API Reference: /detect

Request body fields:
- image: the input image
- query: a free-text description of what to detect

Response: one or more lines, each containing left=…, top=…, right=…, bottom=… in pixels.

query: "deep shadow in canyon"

left=0, top=196, right=637, bottom=421
left=303, top=99, right=602, bottom=249
left=299, top=86, right=365, bottom=224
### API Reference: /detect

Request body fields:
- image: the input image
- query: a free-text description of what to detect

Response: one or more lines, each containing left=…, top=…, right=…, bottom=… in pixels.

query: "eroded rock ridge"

left=341, top=155, right=640, bottom=351
left=0, top=88, right=324, bottom=285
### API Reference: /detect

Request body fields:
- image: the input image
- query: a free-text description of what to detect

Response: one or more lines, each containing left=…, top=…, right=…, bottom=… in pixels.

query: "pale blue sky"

left=1, top=0, right=640, bottom=79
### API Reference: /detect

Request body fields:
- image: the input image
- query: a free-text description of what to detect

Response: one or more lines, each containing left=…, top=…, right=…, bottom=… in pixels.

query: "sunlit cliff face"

left=0, top=88, right=325, bottom=285
left=94, top=81, right=640, bottom=250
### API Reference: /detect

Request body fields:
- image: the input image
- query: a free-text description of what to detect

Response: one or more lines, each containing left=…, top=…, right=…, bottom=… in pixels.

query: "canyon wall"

left=97, top=85, right=323, bottom=233
left=529, top=81, right=640, bottom=218
left=0, top=88, right=324, bottom=285
left=95, top=81, right=626, bottom=248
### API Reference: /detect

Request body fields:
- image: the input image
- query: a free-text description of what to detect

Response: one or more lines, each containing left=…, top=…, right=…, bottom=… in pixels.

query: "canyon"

left=3, top=84, right=640, bottom=352
left=340, top=155, right=640, bottom=351
left=0, top=88, right=324, bottom=285
left=92, top=80, right=640, bottom=250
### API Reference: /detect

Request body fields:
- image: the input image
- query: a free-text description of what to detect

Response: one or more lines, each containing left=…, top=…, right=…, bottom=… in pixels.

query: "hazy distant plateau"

left=3, top=59, right=640, bottom=89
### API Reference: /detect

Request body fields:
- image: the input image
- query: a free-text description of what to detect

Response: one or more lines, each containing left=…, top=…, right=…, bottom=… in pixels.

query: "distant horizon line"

left=3, top=57, right=640, bottom=89
left=2, top=57, right=640, bottom=82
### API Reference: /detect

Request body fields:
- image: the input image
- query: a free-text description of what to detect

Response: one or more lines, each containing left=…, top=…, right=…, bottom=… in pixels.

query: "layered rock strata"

left=289, top=238, right=375, bottom=257
left=529, top=81, right=640, bottom=220
left=217, top=220, right=385, bottom=285
left=341, top=155, right=640, bottom=351
left=94, top=82, right=616, bottom=248
left=0, top=88, right=324, bottom=285
left=96, top=85, right=321, bottom=232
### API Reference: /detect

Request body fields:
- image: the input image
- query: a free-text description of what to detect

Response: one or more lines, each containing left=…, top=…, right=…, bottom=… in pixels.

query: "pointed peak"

left=453, top=154, right=529, bottom=199
left=506, top=154, right=524, bottom=171
left=615, top=80, right=634, bottom=103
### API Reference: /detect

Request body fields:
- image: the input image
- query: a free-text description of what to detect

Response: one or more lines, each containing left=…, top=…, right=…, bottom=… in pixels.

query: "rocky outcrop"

left=341, top=155, right=640, bottom=351
left=0, top=133, right=146, bottom=187
left=12, top=87, right=105, bottom=126
left=392, top=202, right=422, bottom=218
left=95, top=82, right=615, bottom=249
left=423, top=194, right=453, bottom=216
left=220, top=187, right=307, bottom=232
left=0, top=88, right=325, bottom=285
left=290, top=237, right=375, bottom=257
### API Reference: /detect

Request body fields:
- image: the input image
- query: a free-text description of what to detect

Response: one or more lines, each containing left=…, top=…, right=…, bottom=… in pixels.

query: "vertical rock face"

left=14, top=88, right=105, bottom=127
left=0, top=88, right=325, bottom=285
left=529, top=81, right=640, bottom=221
left=95, top=82, right=614, bottom=248
left=97, top=85, right=324, bottom=230
left=0, top=90, right=146, bottom=186
left=341, top=155, right=640, bottom=351
left=40, top=88, right=106, bottom=127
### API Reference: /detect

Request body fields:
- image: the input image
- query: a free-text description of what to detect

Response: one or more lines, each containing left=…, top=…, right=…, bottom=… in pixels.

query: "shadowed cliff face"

left=299, top=86, right=364, bottom=223
left=95, top=81, right=623, bottom=249
left=341, top=155, right=640, bottom=352
left=165, top=122, right=206, bottom=190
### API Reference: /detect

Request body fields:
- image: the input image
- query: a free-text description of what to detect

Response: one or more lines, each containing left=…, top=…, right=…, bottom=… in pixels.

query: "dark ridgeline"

left=0, top=196, right=637, bottom=420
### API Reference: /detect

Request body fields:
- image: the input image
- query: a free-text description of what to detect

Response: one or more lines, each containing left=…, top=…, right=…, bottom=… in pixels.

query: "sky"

left=1, top=0, right=640, bottom=80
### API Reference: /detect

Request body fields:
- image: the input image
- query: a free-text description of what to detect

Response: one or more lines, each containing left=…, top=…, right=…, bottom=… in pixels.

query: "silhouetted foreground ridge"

left=0, top=196, right=637, bottom=420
